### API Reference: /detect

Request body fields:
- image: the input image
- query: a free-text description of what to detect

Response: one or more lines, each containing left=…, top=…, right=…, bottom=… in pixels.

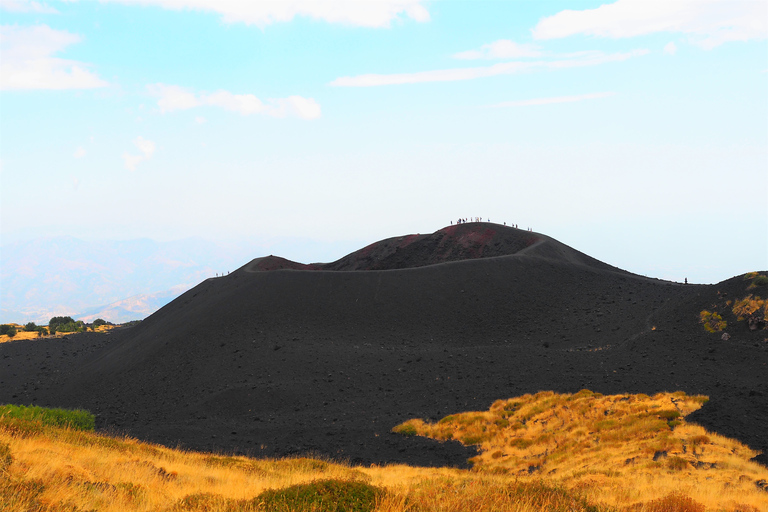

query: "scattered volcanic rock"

left=1, top=223, right=766, bottom=468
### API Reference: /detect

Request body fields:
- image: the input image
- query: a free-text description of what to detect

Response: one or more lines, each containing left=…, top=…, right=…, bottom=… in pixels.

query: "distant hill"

left=0, top=236, right=274, bottom=324
left=75, top=284, right=194, bottom=324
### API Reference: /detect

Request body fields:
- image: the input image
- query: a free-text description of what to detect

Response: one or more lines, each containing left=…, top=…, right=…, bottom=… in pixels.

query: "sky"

left=1, top=0, right=767, bottom=285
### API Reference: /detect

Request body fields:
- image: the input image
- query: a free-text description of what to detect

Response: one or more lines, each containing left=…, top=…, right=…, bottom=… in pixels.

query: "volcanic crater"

left=1, top=222, right=766, bottom=468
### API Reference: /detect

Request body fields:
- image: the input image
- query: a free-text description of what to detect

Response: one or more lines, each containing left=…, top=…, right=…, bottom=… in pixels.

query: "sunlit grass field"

left=1, top=391, right=766, bottom=511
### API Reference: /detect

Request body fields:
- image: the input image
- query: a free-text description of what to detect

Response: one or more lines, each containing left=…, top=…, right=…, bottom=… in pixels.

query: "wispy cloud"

left=73, top=146, right=86, bottom=158
left=453, top=40, right=543, bottom=60
left=331, top=50, right=648, bottom=87
left=147, top=83, right=321, bottom=120
left=122, top=136, right=155, bottom=171
left=84, top=0, right=429, bottom=28
left=0, top=0, right=58, bottom=14
left=492, top=92, right=616, bottom=108
left=533, top=0, right=767, bottom=49
left=0, top=24, right=107, bottom=90
left=663, top=41, right=678, bottom=55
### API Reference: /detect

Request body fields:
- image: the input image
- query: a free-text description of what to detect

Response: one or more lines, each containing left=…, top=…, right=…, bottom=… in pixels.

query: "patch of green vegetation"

left=461, top=433, right=490, bottom=445
left=253, top=479, right=384, bottom=512
left=391, top=423, right=418, bottom=437
left=0, top=324, right=17, bottom=337
left=656, top=410, right=680, bottom=421
left=699, top=310, right=726, bottom=332
left=0, top=404, right=95, bottom=431
left=493, top=417, right=509, bottom=428
left=509, top=438, right=534, bottom=449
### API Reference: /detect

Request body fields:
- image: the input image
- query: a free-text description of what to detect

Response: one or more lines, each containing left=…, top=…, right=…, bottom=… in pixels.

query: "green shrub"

left=392, top=423, right=418, bottom=437
left=699, top=310, right=726, bottom=332
left=24, top=322, right=37, bottom=332
left=92, top=318, right=108, bottom=328
left=0, top=404, right=95, bottom=431
left=753, top=275, right=768, bottom=287
left=253, top=479, right=383, bottom=512
left=55, top=321, right=85, bottom=333
left=0, top=325, right=16, bottom=337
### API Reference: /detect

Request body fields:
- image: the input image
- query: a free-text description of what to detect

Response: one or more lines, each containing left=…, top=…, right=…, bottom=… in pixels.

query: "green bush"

left=49, top=316, right=75, bottom=333
left=0, top=404, right=95, bottom=431
left=24, top=322, right=37, bottom=332
left=754, top=275, right=768, bottom=287
left=253, top=479, right=383, bottom=512
left=55, top=321, right=84, bottom=333
left=0, top=325, right=16, bottom=337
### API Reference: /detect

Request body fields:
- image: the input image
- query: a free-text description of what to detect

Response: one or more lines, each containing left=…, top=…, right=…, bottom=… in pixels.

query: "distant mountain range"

left=0, top=236, right=277, bottom=324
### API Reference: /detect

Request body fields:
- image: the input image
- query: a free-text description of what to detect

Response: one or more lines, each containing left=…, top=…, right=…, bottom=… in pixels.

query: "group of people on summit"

left=452, top=218, right=531, bottom=231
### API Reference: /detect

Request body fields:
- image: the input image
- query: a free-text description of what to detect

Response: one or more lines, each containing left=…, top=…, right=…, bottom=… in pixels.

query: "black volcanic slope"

left=1, top=223, right=767, bottom=468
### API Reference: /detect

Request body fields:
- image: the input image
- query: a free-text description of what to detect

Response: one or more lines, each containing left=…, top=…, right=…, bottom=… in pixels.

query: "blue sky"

left=1, top=0, right=766, bottom=284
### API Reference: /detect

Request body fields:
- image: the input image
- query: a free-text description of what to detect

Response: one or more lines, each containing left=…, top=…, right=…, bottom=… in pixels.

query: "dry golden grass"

left=393, top=390, right=768, bottom=511
left=2, top=391, right=767, bottom=511
left=0, top=324, right=41, bottom=344
left=0, top=323, right=118, bottom=343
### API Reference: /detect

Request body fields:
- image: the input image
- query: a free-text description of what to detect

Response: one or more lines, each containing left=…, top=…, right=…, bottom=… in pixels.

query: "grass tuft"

left=253, top=479, right=383, bottom=512
left=0, top=404, right=95, bottom=431
left=640, top=491, right=705, bottom=512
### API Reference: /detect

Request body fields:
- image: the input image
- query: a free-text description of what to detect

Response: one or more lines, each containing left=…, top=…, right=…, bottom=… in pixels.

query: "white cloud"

left=148, top=83, right=321, bottom=120
left=331, top=49, right=648, bottom=87
left=269, top=95, right=323, bottom=119
left=194, top=116, right=206, bottom=124
left=453, top=40, right=544, bottom=60
left=205, top=90, right=264, bottom=115
left=663, top=41, right=678, bottom=55
left=84, top=0, right=429, bottom=28
left=146, top=83, right=200, bottom=112
left=492, top=92, right=616, bottom=108
left=122, top=136, right=155, bottom=171
left=0, top=0, right=58, bottom=13
left=73, top=146, right=86, bottom=158
left=134, top=136, right=155, bottom=158
left=532, top=0, right=767, bottom=49
left=0, top=24, right=107, bottom=90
